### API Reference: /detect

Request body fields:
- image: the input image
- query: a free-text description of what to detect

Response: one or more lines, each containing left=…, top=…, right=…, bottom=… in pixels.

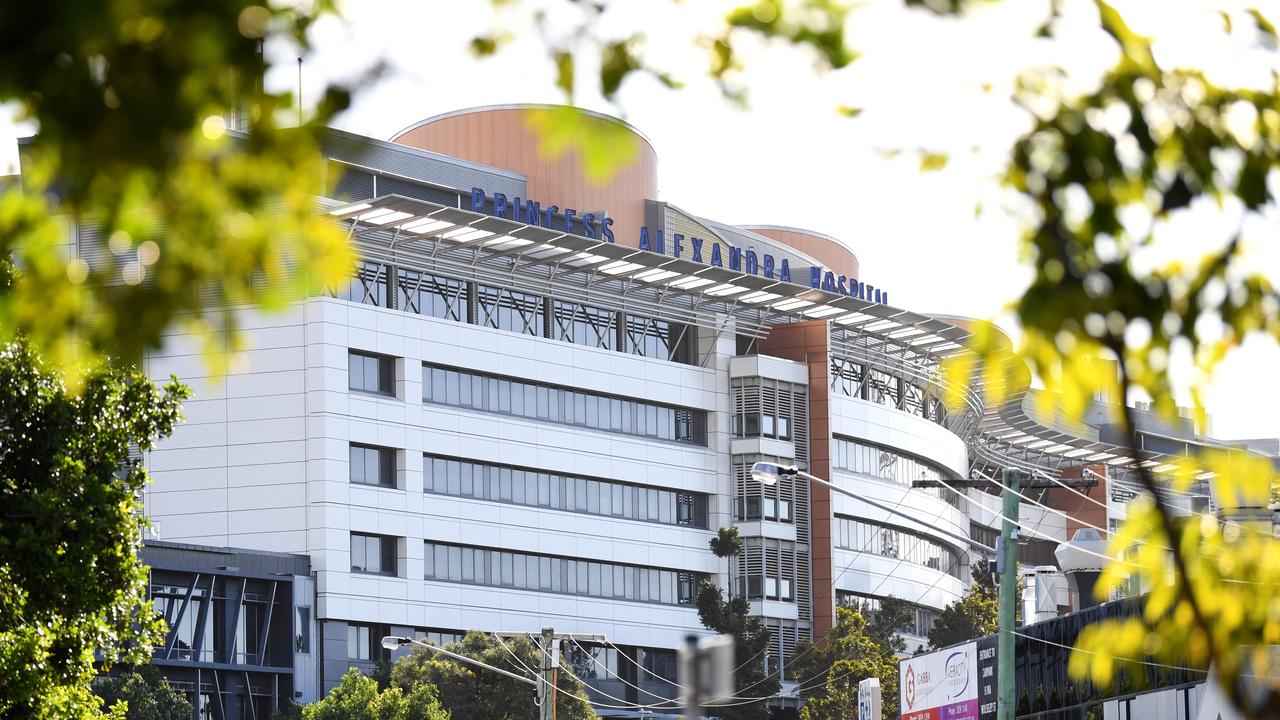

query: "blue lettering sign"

left=466, top=189, right=894, bottom=304
left=524, top=199, right=542, bottom=226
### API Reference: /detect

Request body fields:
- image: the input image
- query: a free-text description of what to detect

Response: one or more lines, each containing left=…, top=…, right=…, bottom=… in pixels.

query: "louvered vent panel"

left=376, top=175, right=461, bottom=206
left=791, top=385, right=810, bottom=466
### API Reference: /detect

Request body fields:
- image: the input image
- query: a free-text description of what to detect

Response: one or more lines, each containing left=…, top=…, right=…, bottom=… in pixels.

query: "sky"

left=2, top=0, right=1278, bottom=440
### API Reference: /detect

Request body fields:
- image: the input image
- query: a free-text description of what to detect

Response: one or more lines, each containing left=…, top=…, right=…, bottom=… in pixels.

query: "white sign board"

left=898, top=642, right=980, bottom=720
left=859, top=677, right=882, bottom=720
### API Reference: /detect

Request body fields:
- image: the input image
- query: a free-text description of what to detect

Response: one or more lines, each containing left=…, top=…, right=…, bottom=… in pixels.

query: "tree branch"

left=1108, top=339, right=1228, bottom=696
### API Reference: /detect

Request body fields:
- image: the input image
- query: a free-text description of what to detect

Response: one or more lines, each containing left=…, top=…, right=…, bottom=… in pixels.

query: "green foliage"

left=92, top=666, right=192, bottom=720
left=927, top=579, right=999, bottom=651
left=709, top=525, right=745, bottom=559
left=694, top=580, right=777, bottom=720
left=0, top=0, right=355, bottom=376
left=932, top=1, right=1280, bottom=713
left=0, top=341, right=188, bottom=719
left=522, top=107, right=641, bottom=186
left=302, top=669, right=448, bottom=720
left=708, top=525, right=745, bottom=598
left=790, top=606, right=900, bottom=720
left=389, top=631, right=597, bottom=720
left=861, top=596, right=914, bottom=655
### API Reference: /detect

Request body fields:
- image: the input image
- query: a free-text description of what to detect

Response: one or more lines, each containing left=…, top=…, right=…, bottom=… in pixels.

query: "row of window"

left=423, top=364, right=706, bottom=445
left=344, top=620, right=677, bottom=686
left=737, top=575, right=795, bottom=601
left=730, top=377, right=805, bottom=443
left=834, top=515, right=963, bottom=578
left=836, top=591, right=940, bottom=637
left=423, top=542, right=702, bottom=606
left=832, top=436, right=960, bottom=506
left=335, top=263, right=696, bottom=364
left=565, top=644, right=678, bottom=684
left=733, top=459, right=802, bottom=524
left=423, top=455, right=708, bottom=528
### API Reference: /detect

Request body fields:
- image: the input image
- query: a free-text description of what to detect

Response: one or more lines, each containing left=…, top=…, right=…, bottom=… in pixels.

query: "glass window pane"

left=350, top=446, right=364, bottom=484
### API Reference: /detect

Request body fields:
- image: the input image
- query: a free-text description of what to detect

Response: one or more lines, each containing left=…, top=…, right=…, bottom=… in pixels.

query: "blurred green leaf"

left=920, top=152, right=949, bottom=171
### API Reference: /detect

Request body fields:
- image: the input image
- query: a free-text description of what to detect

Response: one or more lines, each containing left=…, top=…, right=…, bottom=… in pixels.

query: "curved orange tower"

left=391, top=105, right=658, bottom=247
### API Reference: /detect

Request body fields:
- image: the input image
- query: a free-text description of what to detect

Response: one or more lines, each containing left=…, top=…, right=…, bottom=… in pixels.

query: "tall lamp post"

left=748, top=462, right=1005, bottom=717
left=748, top=462, right=994, bottom=555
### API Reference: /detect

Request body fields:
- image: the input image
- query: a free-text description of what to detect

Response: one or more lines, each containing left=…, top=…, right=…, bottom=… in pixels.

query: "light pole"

left=748, top=462, right=995, bottom=555
left=749, top=462, right=1004, bottom=716
left=381, top=635, right=538, bottom=687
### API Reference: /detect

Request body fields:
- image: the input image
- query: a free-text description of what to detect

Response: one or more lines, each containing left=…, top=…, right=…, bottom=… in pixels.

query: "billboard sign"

left=899, top=642, right=980, bottom=720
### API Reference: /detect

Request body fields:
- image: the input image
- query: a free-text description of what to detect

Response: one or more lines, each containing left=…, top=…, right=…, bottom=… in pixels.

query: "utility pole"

left=997, top=468, right=1020, bottom=720
left=540, top=627, right=557, bottom=720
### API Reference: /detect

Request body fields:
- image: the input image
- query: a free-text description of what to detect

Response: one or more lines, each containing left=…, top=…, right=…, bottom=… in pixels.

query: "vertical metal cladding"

left=390, top=105, right=658, bottom=249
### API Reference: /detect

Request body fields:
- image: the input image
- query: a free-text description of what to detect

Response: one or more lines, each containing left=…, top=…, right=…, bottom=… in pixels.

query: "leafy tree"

left=302, top=668, right=448, bottom=720
left=709, top=526, right=744, bottom=598
left=389, top=631, right=597, bottom=720
left=0, top=0, right=355, bottom=375
left=0, top=341, right=187, bottom=719
left=927, top=578, right=999, bottom=651
left=694, top=580, right=776, bottom=720
left=92, top=666, right=192, bottom=720
left=925, top=2, right=1280, bottom=713
left=789, top=606, right=900, bottom=720
left=861, top=596, right=915, bottom=655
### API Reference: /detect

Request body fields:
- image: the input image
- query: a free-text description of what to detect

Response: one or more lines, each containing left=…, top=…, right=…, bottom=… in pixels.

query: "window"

left=832, top=436, right=960, bottom=507
left=478, top=285, right=544, bottom=335
left=296, top=607, right=311, bottom=653
left=350, top=444, right=396, bottom=488
left=423, top=541, right=702, bottom=605
left=834, top=516, right=961, bottom=578
left=348, top=351, right=394, bottom=396
left=731, top=378, right=804, bottom=442
left=347, top=624, right=371, bottom=660
left=351, top=533, right=396, bottom=576
left=422, top=364, right=706, bottom=445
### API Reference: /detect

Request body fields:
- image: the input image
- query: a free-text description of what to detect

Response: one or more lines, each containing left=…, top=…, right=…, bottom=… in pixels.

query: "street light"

left=381, top=635, right=538, bottom=687
left=748, top=461, right=994, bottom=555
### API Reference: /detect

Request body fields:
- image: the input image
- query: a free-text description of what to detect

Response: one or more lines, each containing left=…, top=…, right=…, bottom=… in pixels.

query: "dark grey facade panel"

left=142, top=540, right=311, bottom=577
left=322, top=129, right=525, bottom=200
left=331, top=167, right=375, bottom=202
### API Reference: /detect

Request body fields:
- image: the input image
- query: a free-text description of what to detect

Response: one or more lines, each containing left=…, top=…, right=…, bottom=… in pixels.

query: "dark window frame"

left=349, top=443, right=397, bottom=488
left=348, top=350, right=396, bottom=396
left=350, top=533, right=397, bottom=576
